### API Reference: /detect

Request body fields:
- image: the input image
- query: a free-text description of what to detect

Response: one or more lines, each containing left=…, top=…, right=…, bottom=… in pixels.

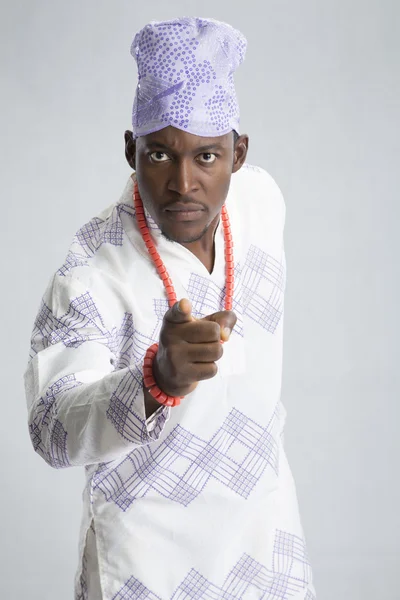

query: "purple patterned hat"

left=130, top=17, right=247, bottom=138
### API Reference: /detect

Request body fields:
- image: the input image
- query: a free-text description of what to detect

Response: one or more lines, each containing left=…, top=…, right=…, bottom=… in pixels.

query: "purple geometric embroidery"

left=49, top=419, right=69, bottom=468
left=56, top=202, right=135, bottom=278
left=242, top=245, right=285, bottom=333
left=103, top=208, right=124, bottom=246
left=186, top=269, right=244, bottom=336
left=112, top=578, right=159, bottom=600
left=113, top=529, right=314, bottom=599
left=153, top=298, right=170, bottom=321
left=57, top=250, right=89, bottom=277
left=31, top=291, right=111, bottom=357
left=29, top=374, right=81, bottom=468
left=75, top=215, right=121, bottom=253
left=242, top=163, right=264, bottom=173
left=75, top=217, right=104, bottom=255
left=110, top=312, right=159, bottom=370
left=29, top=288, right=171, bottom=449
left=63, top=206, right=125, bottom=261
left=76, top=544, right=88, bottom=600
left=107, top=364, right=156, bottom=444
left=93, top=405, right=280, bottom=511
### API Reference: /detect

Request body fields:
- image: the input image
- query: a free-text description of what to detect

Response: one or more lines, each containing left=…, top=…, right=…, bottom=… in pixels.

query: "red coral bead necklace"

left=134, top=181, right=234, bottom=407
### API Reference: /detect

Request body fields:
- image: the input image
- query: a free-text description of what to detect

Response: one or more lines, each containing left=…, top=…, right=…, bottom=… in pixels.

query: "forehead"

left=137, top=126, right=233, bottom=151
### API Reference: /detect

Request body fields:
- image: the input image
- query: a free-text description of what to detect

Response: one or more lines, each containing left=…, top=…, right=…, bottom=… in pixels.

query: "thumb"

left=202, top=310, right=237, bottom=341
left=164, top=298, right=193, bottom=325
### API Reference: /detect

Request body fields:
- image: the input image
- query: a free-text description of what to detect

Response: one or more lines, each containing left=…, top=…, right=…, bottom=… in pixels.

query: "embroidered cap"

left=130, top=17, right=247, bottom=138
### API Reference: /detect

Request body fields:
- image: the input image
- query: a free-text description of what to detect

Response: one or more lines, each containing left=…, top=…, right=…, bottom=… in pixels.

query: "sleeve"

left=24, top=272, right=170, bottom=469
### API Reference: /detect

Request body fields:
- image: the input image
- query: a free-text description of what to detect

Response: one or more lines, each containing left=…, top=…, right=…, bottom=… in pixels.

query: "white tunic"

left=25, top=164, right=316, bottom=599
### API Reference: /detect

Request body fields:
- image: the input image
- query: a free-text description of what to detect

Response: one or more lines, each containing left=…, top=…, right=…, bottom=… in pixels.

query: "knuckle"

left=216, top=343, right=224, bottom=360
left=207, top=342, right=222, bottom=361
left=200, top=362, right=218, bottom=380
left=210, top=362, right=218, bottom=377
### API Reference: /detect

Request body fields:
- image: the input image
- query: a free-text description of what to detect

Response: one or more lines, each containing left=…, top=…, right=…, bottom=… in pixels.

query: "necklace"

left=134, top=181, right=234, bottom=406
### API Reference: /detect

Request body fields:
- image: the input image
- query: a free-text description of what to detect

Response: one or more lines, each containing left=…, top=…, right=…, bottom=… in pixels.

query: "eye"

left=199, top=152, right=217, bottom=164
left=149, top=151, right=170, bottom=163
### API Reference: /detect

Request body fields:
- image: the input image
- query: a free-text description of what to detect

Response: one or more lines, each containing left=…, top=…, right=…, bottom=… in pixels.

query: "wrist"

left=143, top=344, right=183, bottom=407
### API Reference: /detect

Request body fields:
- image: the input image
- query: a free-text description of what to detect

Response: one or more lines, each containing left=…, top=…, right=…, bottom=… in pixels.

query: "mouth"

left=164, top=203, right=205, bottom=223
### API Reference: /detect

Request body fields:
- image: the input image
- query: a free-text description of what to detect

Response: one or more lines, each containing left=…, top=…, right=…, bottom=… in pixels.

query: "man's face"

left=125, top=126, right=248, bottom=244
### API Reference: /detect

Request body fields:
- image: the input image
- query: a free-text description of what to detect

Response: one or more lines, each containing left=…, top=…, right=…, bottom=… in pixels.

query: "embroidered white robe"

left=25, top=164, right=316, bottom=599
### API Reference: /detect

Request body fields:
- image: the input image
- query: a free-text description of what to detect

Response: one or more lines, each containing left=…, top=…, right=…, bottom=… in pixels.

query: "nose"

left=167, top=159, right=197, bottom=196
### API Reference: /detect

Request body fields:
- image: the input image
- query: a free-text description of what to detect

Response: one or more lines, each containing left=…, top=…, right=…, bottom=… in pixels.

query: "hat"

left=130, top=17, right=247, bottom=138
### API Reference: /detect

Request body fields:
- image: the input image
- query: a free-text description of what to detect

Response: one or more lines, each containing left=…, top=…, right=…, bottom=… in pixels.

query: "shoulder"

left=230, top=163, right=286, bottom=232
left=232, top=163, right=285, bottom=211
left=57, top=178, right=137, bottom=280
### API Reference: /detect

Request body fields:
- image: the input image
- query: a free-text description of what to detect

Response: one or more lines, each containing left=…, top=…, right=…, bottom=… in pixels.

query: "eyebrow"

left=145, top=141, right=226, bottom=153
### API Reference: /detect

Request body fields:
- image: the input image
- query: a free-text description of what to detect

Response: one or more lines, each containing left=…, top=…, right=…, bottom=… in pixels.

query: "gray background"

left=1, top=0, right=399, bottom=598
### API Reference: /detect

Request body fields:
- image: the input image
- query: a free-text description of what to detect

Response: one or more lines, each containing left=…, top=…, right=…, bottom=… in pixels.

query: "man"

left=25, top=17, right=316, bottom=600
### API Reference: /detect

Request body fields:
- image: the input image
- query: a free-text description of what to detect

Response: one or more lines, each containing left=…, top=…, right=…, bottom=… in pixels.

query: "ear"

left=232, top=134, right=249, bottom=174
left=124, top=130, right=136, bottom=170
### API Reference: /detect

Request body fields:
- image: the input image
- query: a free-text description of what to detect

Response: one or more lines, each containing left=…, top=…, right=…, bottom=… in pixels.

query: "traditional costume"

left=25, top=17, right=315, bottom=600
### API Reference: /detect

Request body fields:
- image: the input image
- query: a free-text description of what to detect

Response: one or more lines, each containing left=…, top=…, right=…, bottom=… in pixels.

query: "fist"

left=153, top=298, right=237, bottom=398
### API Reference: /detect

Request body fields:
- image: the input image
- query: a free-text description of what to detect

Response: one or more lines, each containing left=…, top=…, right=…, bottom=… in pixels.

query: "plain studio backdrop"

left=1, top=1, right=399, bottom=598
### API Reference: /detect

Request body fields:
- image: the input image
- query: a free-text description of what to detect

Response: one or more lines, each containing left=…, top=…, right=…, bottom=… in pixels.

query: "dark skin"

left=124, top=126, right=249, bottom=415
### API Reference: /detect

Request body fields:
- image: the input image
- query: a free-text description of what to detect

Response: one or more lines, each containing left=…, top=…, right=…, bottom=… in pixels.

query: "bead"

left=226, top=275, right=234, bottom=284
left=144, top=375, right=156, bottom=388
left=150, top=387, right=163, bottom=400
left=155, top=391, right=168, bottom=402
left=148, top=387, right=160, bottom=400
left=163, top=395, right=175, bottom=406
left=162, top=276, right=173, bottom=287
left=148, top=381, right=181, bottom=407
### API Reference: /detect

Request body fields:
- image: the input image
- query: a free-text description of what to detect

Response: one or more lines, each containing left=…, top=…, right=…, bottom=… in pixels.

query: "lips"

left=164, top=203, right=205, bottom=222
left=164, top=203, right=205, bottom=212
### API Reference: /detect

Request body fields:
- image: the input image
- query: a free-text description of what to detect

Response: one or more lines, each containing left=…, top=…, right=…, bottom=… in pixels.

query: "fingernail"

left=222, top=327, right=231, bottom=340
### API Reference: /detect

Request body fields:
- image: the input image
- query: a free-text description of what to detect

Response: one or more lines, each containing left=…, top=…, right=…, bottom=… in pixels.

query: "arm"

left=25, top=273, right=170, bottom=469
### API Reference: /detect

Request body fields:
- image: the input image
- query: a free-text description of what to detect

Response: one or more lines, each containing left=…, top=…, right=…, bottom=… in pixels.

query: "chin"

left=161, top=223, right=209, bottom=244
